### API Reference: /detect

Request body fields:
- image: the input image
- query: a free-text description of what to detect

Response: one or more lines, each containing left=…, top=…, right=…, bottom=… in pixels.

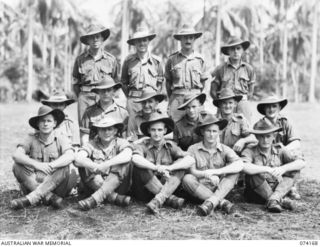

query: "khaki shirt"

left=212, top=59, right=255, bottom=96
left=55, top=114, right=80, bottom=146
left=218, top=113, right=250, bottom=149
left=173, top=115, right=202, bottom=151
left=187, top=142, right=239, bottom=171
left=133, top=139, right=185, bottom=166
left=18, top=132, right=72, bottom=173
left=73, top=48, right=118, bottom=86
left=81, top=101, right=129, bottom=135
left=81, top=136, right=132, bottom=178
left=165, top=51, right=208, bottom=95
left=121, top=53, right=165, bottom=94
left=261, top=115, right=300, bottom=146
left=241, top=144, right=301, bottom=183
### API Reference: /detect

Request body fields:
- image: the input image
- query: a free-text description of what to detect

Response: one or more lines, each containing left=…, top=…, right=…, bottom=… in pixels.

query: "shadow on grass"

left=0, top=179, right=319, bottom=240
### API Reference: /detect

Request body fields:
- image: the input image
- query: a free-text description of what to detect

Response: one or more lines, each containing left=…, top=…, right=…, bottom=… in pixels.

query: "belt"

left=172, top=88, right=201, bottom=95
left=80, top=85, right=95, bottom=92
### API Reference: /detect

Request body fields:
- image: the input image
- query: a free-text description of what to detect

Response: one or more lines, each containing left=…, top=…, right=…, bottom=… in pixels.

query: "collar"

left=183, top=115, right=199, bottom=126
left=95, top=136, right=117, bottom=150
left=226, top=59, right=246, bottom=69
left=178, top=50, right=201, bottom=60
left=197, top=141, right=223, bottom=153
left=97, top=100, right=118, bottom=113
left=257, top=144, right=280, bottom=157
left=146, top=138, right=170, bottom=150
left=37, top=132, right=57, bottom=146
left=84, top=48, right=106, bottom=60
left=216, top=112, right=237, bottom=123
left=133, top=52, right=153, bottom=65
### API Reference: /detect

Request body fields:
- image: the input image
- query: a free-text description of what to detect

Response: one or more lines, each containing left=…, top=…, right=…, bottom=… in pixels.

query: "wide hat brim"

left=29, top=109, right=65, bottom=130
left=250, top=126, right=282, bottom=135
left=221, top=40, right=250, bottom=55
left=80, top=28, right=110, bottom=45
left=134, top=93, right=166, bottom=103
left=213, top=94, right=243, bottom=107
left=173, top=32, right=202, bottom=40
left=91, top=122, right=124, bottom=133
left=194, top=119, right=228, bottom=136
left=41, top=98, right=75, bottom=106
left=140, top=117, right=174, bottom=137
left=127, top=34, right=156, bottom=45
left=177, top=93, right=206, bottom=110
left=257, top=99, right=288, bottom=115
left=91, top=83, right=122, bottom=93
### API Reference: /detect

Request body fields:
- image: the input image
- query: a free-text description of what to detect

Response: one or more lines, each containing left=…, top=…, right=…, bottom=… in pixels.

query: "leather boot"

left=165, top=195, right=185, bottom=209
left=197, top=200, right=214, bottom=216
left=146, top=197, right=161, bottom=215
left=266, top=199, right=283, bottom=213
left=10, top=197, right=31, bottom=210
left=47, top=194, right=64, bottom=209
left=78, top=196, right=97, bottom=211
left=219, top=199, right=234, bottom=214
left=114, top=194, right=131, bottom=207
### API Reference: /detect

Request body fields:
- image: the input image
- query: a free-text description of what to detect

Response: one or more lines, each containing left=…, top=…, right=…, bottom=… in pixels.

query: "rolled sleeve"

left=17, top=135, right=33, bottom=154
left=223, top=145, right=240, bottom=164
left=240, top=147, right=254, bottom=163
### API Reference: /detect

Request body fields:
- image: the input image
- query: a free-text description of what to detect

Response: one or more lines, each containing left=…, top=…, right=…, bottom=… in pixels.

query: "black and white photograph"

left=0, top=0, right=319, bottom=242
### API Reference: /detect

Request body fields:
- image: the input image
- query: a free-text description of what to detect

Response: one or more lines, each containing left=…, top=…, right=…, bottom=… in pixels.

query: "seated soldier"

left=10, top=106, right=75, bottom=210
left=242, top=119, right=305, bottom=213
left=131, top=112, right=194, bottom=214
left=182, top=114, right=243, bottom=216
left=213, top=88, right=256, bottom=153
left=127, top=87, right=165, bottom=141
left=42, top=89, right=79, bottom=146
left=173, top=93, right=206, bottom=151
left=75, top=116, right=132, bottom=210
left=81, top=76, right=129, bottom=145
left=257, top=95, right=302, bottom=199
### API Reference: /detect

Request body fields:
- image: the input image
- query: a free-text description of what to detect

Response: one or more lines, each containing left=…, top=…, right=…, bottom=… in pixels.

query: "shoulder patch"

left=102, top=50, right=116, bottom=59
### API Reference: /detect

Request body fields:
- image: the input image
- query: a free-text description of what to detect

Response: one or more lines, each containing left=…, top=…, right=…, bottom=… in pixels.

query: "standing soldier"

left=173, top=93, right=206, bottom=151
left=41, top=90, right=79, bottom=146
left=73, top=24, right=119, bottom=127
left=80, top=76, right=128, bottom=145
left=213, top=88, right=256, bottom=153
left=165, top=24, right=209, bottom=122
left=127, top=87, right=165, bottom=142
left=210, top=36, right=255, bottom=123
left=121, top=26, right=166, bottom=118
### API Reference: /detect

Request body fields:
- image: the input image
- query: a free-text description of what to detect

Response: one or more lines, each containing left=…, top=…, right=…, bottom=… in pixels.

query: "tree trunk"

left=42, top=31, right=47, bottom=66
left=215, top=0, right=222, bottom=67
left=50, top=32, right=55, bottom=90
left=309, top=2, right=318, bottom=103
left=26, top=3, right=33, bottom=102
left=282, top=0, right=288, bottom=98
left=259, top=21, right=264, bottom=74
left=120, top=0, right=129, bottom=66
left=291, top=66, right=299, bottom=103
left=64, top=22, right=70, bottom=92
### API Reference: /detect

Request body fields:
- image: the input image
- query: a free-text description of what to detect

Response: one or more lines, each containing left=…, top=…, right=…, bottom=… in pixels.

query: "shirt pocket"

left=49, top=152, right=59, bottom=162
left=159, top=153, right=173, bottom=166
left=236, top=72, right=250, bottom=91
left=100, top=65, right=112, bottom=76
left=171, top=65, right=182, bottom=80
left=212, top=154, right=225, bottom=169
left=191, top=67, right=201, bottom=86
left=128, top=67, right=140, bottom=86
left=231, top=125, right=241, bottom=137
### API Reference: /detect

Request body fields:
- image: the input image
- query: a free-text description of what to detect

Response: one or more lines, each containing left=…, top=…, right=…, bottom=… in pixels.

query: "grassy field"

left=0, top=102, right=320, bottom=240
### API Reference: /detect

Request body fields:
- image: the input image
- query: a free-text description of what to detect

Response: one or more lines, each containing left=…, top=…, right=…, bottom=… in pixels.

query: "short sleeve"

left=57, top=135, right=73, bottom=154
left=248, top=65, right=256, bottom=85
left=72, top=57, right=80, bottom=82
left=132, top=143, right=146, bottom=157
left=169, top=141, right=185, bottom=160
left=284, top=120, right=300, bottom=144
left=17, top=135, right=34, bottom=154
left=241, top=147, right=254, bottom=163
left=280, top=148, right=303, bottom=165
left=80, top=141, right=95, bottom=157
left=240, top=117, right=250, bottom=137
left=116, top=138, right=132, bottom=152
left=223, top=145, right=240, bottom=164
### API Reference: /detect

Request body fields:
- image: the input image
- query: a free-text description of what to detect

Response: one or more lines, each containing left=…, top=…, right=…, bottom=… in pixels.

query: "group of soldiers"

left=10, top=23, right=305, bottom=216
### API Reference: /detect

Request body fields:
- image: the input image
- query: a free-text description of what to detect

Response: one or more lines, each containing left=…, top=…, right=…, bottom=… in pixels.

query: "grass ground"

left=0, top=102, right=320, bottom=240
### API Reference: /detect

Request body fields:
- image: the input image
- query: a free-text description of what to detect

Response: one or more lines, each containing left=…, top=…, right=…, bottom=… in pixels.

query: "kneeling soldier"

left=182, top=114, right=243, bottom=216
left=131, top=112, right=194, bottom=214
left=75, top=117, right=132, bottom=210
left=242, top=119, right=305, bottom=213
left=11, top=106, right=75, bottom=210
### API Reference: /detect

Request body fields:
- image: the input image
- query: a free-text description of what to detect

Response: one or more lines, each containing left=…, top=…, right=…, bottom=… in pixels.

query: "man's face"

left=87, top=33, right=104, bottom=50
left=38, top=114, right=57, bottom=134
left=98, top=126, right=118, bottom=142
left=185, top=99, right=201, bottom=120
left=180, top=35, right=195, bottom=51
left=46, top=102, right=67, bottom=111
left=228, top=45, right=244, bottom=61
left=219, top=98, right=236, bottom=115
left=256, top=133, right=276, bottom=149
left=201, top=124, right=220, bottom=145
left=98, top=88, right=114, bottom=103
left=142, top=98, right=157, bottom=114
left=134, top=37, right=150, bottom=53
left=148, top=122, right=167, bottom=142
left=264, top=103, right=281, bottom=119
